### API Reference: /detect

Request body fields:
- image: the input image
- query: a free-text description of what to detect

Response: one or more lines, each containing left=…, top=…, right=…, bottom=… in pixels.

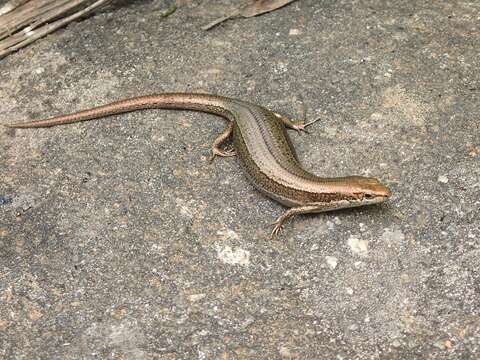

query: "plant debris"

left=0, top=0, right=112, bottom=59
left=160, top=3, right=176, bottom=18
left=202, top=0, right=297, bottom=31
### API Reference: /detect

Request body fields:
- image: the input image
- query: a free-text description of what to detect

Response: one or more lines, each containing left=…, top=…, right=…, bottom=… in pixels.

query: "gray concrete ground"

left=0, top=0, right=479, bottom=358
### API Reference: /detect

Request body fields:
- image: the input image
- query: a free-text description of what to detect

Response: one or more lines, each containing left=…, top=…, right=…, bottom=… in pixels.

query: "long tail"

left=6, top=93, right=234, bottom=128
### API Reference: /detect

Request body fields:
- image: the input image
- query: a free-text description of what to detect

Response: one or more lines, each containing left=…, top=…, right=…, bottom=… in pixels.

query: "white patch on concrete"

left=354, top=261, right=364, bottom=269
left=175, top=198, right=195, bottom=218
left=289, top=28, right=301, bottom=36
left=325, top=256, right=338, bottom=269
left=347, top=236, right=368, bottom=256
left=216, top=229, right=240, bottom=240
left=438, top=175, right=449, bottom=183
left=381, top=227, right=406, bottom=246
left=216, top=245, right=250, bottom=266
left=274, top=62, right=288, bottom=74
left=188, top=293, right=206, bottom=302
left=84, top=321, right=146, bottom=359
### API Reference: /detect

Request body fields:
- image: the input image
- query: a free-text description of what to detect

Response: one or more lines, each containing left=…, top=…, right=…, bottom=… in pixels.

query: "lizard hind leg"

left=209, top=121, right=236, bottom=162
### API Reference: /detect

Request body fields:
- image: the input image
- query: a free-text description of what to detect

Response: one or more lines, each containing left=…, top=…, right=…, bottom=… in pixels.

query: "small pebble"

left=325, top=256, right=338, bottom=269
left=438, top=175, right=449, bottom=183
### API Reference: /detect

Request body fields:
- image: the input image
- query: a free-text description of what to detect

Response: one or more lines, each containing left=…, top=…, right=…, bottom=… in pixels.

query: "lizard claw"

left=270, top=219, right=285, bottom=239
left=209, top=147, right=236, bottom=163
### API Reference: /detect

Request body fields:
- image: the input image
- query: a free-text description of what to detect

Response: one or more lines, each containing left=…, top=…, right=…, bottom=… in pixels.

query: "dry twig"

left=0, top=0, right=112, bottom=58
left=202, top=0, right=298, bottom=31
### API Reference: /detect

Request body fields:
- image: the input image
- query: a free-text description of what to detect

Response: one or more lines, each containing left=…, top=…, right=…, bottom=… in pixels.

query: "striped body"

left=6, top=93, right=392, bottom=236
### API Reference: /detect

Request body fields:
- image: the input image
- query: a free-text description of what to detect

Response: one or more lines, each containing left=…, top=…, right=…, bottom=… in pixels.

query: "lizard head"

left=348, top=176, right=392, bottom=204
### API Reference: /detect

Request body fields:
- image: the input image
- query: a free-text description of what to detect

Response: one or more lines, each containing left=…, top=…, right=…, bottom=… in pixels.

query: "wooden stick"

left=0, top=0, right=112, bottom=58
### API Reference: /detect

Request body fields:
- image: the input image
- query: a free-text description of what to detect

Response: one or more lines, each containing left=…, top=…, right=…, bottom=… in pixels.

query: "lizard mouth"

left=358, top=192, right=391, bottom=206
left=370, top=194, right=390, bottom=204
left=366, top=187, right=392, bottom=199
left=365, top=193, right=390, bottom=200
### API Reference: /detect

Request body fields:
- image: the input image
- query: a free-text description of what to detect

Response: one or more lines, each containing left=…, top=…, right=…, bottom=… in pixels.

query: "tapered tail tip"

left=4, top=122, right=31, bottom=128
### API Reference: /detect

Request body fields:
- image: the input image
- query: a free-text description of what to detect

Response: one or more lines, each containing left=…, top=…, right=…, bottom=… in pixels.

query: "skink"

left=6, top=93, right=392, bottom=237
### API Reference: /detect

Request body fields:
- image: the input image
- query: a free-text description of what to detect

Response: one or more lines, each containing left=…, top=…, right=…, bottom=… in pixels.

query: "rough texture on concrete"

left=0, top=0, right=479, bottom=358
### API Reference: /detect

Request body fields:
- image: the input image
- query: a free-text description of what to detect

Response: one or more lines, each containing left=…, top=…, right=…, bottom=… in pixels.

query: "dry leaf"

left=202, top=0, right=297, bottom=31
left=239, top=0, right=297, bottom=18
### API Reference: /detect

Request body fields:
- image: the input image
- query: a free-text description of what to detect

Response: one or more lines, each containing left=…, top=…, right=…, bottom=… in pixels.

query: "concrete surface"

left=0, top=0, right=479, bottom=358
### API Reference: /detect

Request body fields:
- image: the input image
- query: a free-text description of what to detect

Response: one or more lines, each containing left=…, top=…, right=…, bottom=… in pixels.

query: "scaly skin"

left=6, top=93, right=392, bottom=237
